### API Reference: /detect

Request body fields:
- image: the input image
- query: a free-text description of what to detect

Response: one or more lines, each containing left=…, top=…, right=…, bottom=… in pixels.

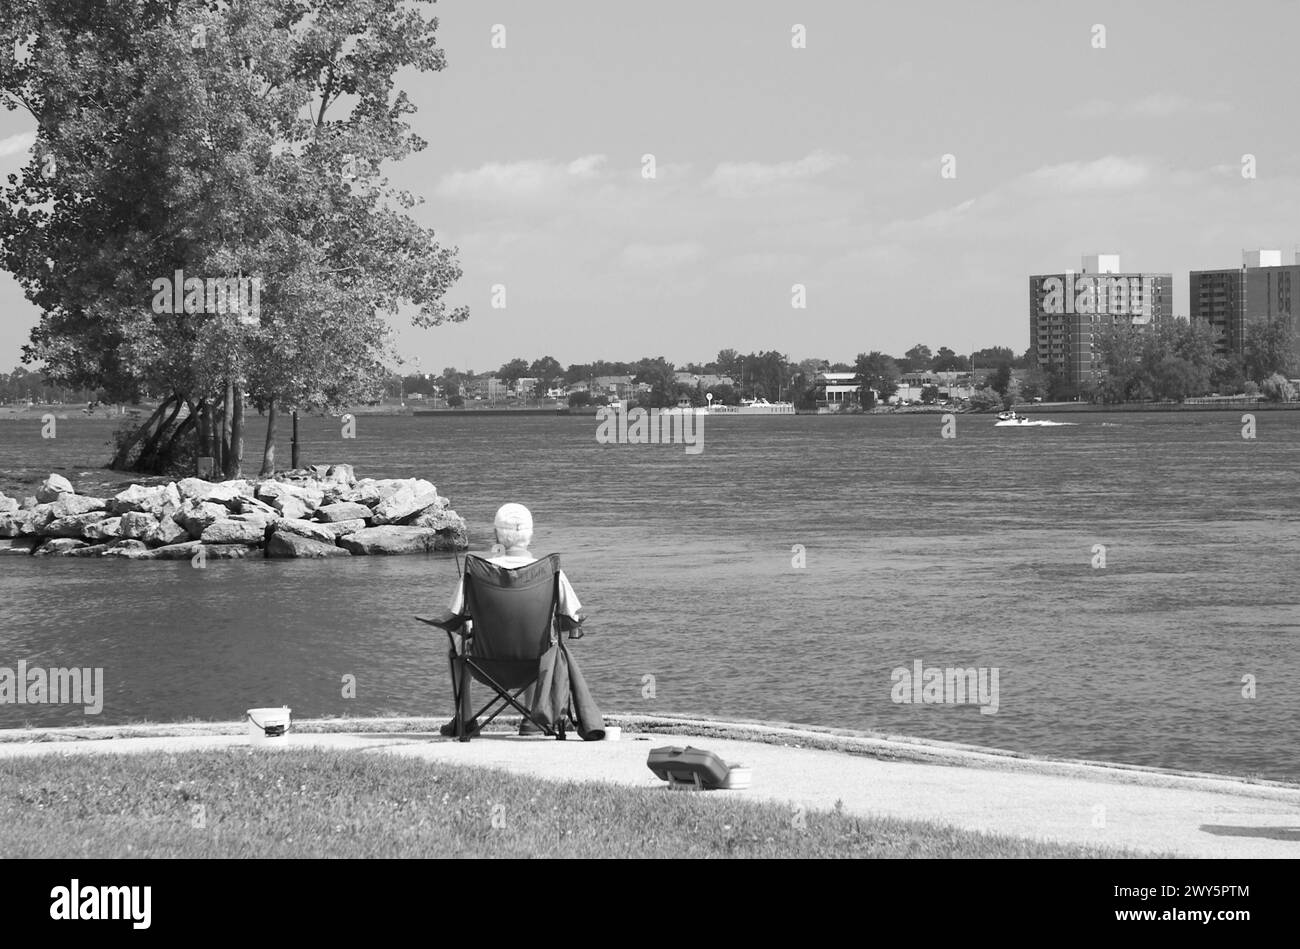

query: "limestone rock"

left=23, top=506, right=56, bottom=535
left=44, top=512, right=109, bottom=538
left=315, top=502, right=372, bottom=523
left=101, top=539, right=151, bottom=559
left=176, top=478, right=217, bottom=501
left=32, top=537, right=87, bottom=556
left=119, top=511, right=159, bottom=540
left=266, top=532, right=349, bottom=558
left=83, top=517, right=123, bottom=542
left=148, top=541, right=202, bottom=560
left=411, top=507, right=463, bottom=533
left=322, top=518, right=367, bottom=536
left=200, top=520, right=267, bottom=545
left=0, top=494, right=18, bottom=515
left=340, top=478, right=409, bottom=507
left=199, top=543, right=260, bottom=560
left=52, top=494, right=107, bottom=517
left=229, top=512, right=276, bottom=527
left=202, top=481, right=253, bottom=507
left=107, top=483, right=155, bottom=514
left=173, top=499, right=227, bottom=538
left=150, top=517, right=190, bottom=547
left=336, top=525, right=440, bottom=555
left=324, top=464, right=356, bottom=487
left=276, top=519, right=336, bottom=544
left=35, top=473, right=74, bottom=503
left=276, top=496, right=312, bottom=520
left=150, top=482, right=183, bottom=519
left=107, top=483, right=180, bottom=518
left=0, top=514, right=22, bottom=538
left=235, top=496, right=281, bottom=518
left=0, top=537, right=37, bottom=555
left=258, top=481, right=323, bottom=517
left=67, top=543, right=111, bottom=557
left=372, top=486, right=441, bottom=525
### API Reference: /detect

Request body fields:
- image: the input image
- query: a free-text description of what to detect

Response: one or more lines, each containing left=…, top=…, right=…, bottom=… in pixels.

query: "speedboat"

left=995, top=411, right=1039, bottom=426
left=995, top=411, right=1074, bottom=427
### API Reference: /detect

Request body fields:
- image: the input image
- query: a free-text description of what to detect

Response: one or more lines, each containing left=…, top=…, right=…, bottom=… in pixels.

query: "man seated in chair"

left=440, top=502, right=583, bottom=737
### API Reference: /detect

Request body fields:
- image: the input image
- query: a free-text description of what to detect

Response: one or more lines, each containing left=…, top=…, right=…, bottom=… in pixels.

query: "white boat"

left=727, top=398, right=796, bottom=416
left=994, top=411, right=1074, bottom=427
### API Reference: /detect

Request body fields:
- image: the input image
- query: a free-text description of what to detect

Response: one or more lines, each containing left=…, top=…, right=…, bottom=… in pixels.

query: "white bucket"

left=604, top=726, right=622, bottom=741
left=247, top=706, right=291, bottom=747
left=722, top=765, right=752, bottom=790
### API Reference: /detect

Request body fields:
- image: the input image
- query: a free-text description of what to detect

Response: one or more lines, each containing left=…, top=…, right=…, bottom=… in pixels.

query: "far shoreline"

left=6, top=400, right=1298, bottom=423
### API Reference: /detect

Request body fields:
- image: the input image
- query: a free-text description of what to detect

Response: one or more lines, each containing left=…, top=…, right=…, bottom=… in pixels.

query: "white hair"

left=496, top=526, right=532, bottom=550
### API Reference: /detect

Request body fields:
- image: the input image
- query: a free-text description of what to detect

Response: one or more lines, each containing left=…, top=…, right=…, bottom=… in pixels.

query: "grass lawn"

left=0, top=749, right=1159, bottom=858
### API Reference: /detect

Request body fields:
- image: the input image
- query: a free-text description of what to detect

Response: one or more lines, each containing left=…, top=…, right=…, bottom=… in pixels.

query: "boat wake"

left=994, top=419, right=1077, bottom=427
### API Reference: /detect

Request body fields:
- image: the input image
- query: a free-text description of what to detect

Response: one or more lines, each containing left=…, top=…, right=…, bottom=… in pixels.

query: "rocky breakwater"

left=0, top=466, right=469, bottom=560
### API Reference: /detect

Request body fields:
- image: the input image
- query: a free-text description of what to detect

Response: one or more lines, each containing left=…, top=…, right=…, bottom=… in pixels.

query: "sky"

left=2, top=0, right=1300, bottom=375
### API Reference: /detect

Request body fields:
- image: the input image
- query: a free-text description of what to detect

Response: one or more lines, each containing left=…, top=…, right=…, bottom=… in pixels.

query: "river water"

left=1, top=410, right=1297, bottom=781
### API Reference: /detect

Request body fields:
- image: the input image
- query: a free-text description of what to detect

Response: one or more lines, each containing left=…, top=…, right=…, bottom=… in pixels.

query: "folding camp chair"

left=416, top=553, right=582, bottom=742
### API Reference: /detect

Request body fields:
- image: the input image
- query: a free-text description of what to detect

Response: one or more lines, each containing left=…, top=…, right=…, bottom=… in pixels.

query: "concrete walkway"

left=3, top=716, right=1298, bottom=857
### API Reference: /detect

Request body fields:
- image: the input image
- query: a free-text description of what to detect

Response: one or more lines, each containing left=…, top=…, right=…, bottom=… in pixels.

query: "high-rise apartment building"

left=1190, top=250, right=1300, bottom=357
left=1029, top=254, right=1173, bottom=397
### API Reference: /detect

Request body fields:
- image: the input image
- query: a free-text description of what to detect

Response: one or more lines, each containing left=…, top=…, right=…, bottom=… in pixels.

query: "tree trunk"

left=136, top=396, right=184, bottom=472
left=223, top=379, right=235, bottom=466
left=109, top=398, right=172, bottom=470
left=259, top=397, right=278, bottom=477
left=214, top=385, right=229, bottom=473
left=194, top=398, right=211, bottom=476
left=164, top=408, right=198, bottom=454
left=225, top=383, right=244, bottom=479
left=291, top=409, right=300, bottom=468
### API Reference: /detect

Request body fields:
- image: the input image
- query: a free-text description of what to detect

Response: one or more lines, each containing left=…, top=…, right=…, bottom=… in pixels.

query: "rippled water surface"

left=2, top=411, right=1298, bottom=780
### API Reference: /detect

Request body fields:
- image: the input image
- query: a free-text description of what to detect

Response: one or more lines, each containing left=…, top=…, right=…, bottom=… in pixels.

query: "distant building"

left=672, top=371, right=736, bottom=390
left=515, top=377, right=538, bottom=397
left=812, top=371, right=861, bottom=409
left=1030, top=253, right=1173, bottom=397
left=592, top=374, right=634, bottom=399
left=1190, top=249, right=1300, bottom=358
left=484, top=376, right=507, bottom=400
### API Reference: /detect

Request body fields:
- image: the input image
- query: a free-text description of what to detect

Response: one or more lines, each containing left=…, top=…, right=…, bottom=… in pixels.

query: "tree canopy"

left=1, top=0, right=467, bottom=474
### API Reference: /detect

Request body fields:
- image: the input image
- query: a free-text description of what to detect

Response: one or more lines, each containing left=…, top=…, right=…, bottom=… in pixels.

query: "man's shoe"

left=439, top=718, right=481, bottom=737
left=518, top=719, right=544, bottom=736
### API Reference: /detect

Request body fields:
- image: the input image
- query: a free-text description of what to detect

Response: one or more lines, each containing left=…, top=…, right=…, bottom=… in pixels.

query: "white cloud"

left=704, top=149, right=845, bottom=197
left=566, top=154, right=606, bottom=177
left=619, top=241, right=705, bottom=270
left=1025, top=155, right=1154, bottom=192
left=0, top=131, right=36, bottom=159
left=435, top=154, right=608, bottom=200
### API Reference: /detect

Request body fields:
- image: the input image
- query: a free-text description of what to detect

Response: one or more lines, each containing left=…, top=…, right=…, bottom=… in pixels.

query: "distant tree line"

left=382, top=344, right=1036, bottom=412
left=1088, top=318, right=1297, bottom=404
left=0, top=365, right=100, bottom=405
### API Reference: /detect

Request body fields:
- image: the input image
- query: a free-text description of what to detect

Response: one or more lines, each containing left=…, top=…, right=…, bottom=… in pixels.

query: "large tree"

left=527, top=355, right=564, bottom=394
left=1243, top=318, right=1298, bottom=383
left=901, top=343, right=931, bottom=373
left=1, top=0, right=467, bottom=476
left=854, top=351, right=900, bottom=402
left=496, top=358, right=531, bottom=388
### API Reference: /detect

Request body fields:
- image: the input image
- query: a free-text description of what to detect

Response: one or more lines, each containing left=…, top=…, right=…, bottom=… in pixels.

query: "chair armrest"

left=558, top=613, right=586, bottom=640
left=415, top=610, right=470, bottom=633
